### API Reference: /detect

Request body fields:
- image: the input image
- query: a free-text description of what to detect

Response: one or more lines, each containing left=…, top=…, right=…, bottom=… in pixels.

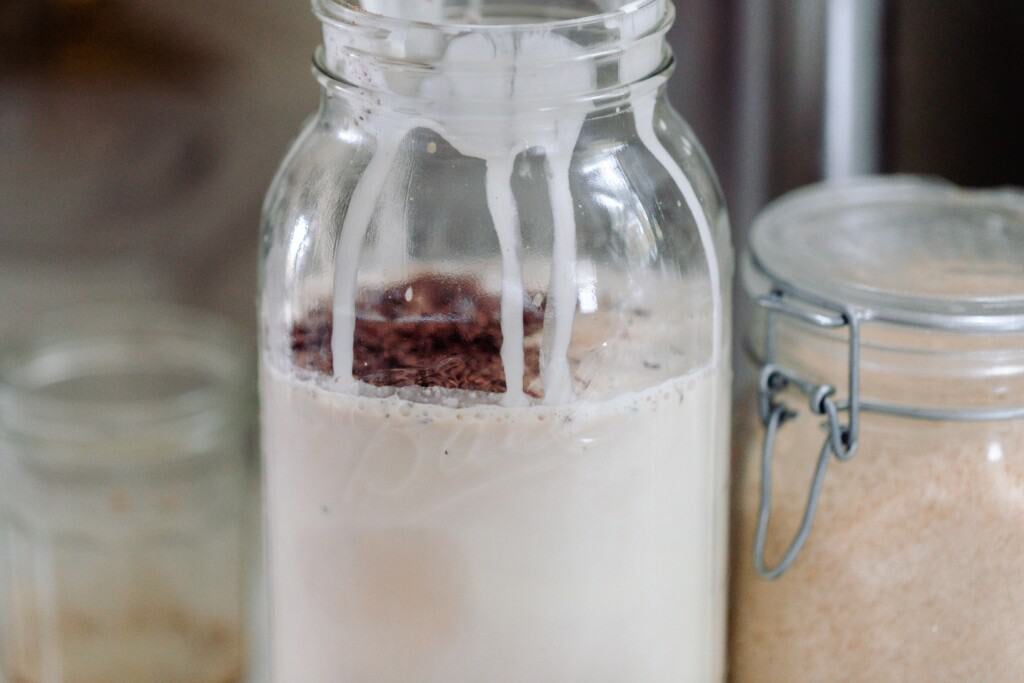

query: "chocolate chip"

left=292, top=275, right=545, bottom=396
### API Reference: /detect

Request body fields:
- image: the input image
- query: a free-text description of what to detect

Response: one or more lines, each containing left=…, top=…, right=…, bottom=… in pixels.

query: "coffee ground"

left=291, top=275, right=546, bottom=395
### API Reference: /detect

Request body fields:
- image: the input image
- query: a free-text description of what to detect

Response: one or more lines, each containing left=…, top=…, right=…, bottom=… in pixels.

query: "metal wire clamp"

left=752, top=283, right=1024, bottom=580
left=753, top=289, right=862, bottom=580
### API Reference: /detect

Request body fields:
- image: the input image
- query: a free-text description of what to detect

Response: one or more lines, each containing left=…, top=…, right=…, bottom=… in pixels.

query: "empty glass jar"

left=260, top=1, right=732, bottom=680
left=731, top=178, right=1024, bottom=682
left=0, top=305, right=251, bottom=683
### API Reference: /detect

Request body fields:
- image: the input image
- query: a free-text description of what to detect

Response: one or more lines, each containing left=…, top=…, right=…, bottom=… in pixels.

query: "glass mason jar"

left=730, top=178, right=1024, bottom=682
left=259, top=0, right=732, bottom=680
left=0, top=306, right=252, bottom=683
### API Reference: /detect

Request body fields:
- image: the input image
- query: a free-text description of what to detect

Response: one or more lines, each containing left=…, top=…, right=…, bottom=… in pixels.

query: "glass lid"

left=748, top=176, right=1024, bottom=333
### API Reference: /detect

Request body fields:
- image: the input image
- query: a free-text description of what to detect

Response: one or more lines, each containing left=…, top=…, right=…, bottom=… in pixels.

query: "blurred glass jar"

left=0, top=306, right=251, bottom=683
left=731, top=178, right=1024, bottom=682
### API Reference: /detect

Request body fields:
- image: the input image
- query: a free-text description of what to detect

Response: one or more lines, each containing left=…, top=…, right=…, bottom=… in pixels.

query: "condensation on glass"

left=0, top=306, right=251, bottom=683
left=731, top=177, right=1024, bottom=682
left=259, top=1, right=733, bottom=680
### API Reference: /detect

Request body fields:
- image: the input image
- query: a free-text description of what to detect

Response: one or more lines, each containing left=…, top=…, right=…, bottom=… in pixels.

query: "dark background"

left=2, top=0, right=1021, bottom=333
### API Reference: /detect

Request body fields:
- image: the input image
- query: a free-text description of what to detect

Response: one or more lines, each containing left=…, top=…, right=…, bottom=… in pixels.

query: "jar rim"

left=0, top=303, right=250, bottom=465
left=315, top=0, right=665, bottom=34
left=748, top=176, right=1024, bottom=335
left=312, top=0, right=675, bottom=106
left=311, top=47, right=674, bottom=114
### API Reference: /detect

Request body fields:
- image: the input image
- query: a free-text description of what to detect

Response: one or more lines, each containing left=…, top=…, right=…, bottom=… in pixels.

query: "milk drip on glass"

left=260, top=1, right=732, bottom=680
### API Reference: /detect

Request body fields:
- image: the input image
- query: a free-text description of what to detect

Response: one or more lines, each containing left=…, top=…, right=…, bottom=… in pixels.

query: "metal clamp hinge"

left=753, top=289, right=862, bottom=580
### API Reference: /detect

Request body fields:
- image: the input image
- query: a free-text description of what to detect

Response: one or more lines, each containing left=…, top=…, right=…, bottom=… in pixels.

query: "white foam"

left=330, top=132, right=406, bottom=387
left=329, top=21, right=596, bottom=407
left=541, top=151, right=578, bottom=404
left=465, top=0, right=484, bottom=23
left=326, top=2, right=719, bottom=405
left=632, top=95, right=724, bottom=369
left=485, top=156, right=527, bottom=406
left=361, top=0, right=445, bottom=23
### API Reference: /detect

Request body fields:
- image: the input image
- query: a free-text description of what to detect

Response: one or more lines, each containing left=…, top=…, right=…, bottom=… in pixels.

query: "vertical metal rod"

left=824, top=0, right=884, bottom=177
left=735, top=0, right=773, bottom=231
left=765, top=291, right=780, bottom=365
left=844, top=309, right=861, bottom=455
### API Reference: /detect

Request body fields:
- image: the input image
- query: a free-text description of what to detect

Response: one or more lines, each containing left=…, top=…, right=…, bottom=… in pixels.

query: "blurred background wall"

left=1, top=0, right=1022, bottom=333
left=730, top=0, right=1024, bottom=235
left=1, top=0, right=318, bottom=333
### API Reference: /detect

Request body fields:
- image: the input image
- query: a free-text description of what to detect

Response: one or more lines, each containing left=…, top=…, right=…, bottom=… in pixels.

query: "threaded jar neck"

left=314, top=0, right=674, bottom=108
left=0, top=305, right=248, bottom=467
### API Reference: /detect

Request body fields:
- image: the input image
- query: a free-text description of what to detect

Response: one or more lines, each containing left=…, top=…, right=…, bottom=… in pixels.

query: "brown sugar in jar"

left=730, top=179, right=1024, bottom=682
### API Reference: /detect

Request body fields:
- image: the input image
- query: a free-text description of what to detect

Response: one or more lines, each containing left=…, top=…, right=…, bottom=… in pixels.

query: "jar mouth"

left=0, top=304, right=249, bottom=464
left=317, top=0, right=665, bottom=33
left=314, top=0, right=674, bottom=106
